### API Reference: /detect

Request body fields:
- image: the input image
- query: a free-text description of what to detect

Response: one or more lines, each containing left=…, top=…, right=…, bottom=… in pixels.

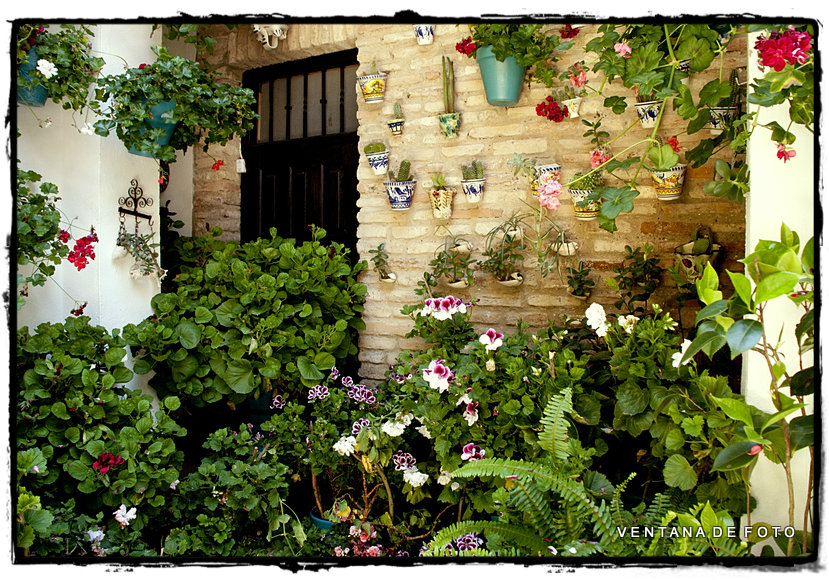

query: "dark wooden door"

left=241, top=50, right=359, bottom=251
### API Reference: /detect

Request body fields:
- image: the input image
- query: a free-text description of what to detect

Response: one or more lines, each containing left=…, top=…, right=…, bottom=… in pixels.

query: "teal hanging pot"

left=128, top=99, right=177, bottom=158
left=475, top=45, right=526, bottom=107
left=17, top=47, right=49, bottom=107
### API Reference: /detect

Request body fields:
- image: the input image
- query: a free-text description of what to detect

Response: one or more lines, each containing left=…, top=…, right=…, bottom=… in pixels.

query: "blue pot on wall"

left=475, top=45, right=526, bottom=107
left=128, top=99, right=177, bottom=158
left=17, top=48, right=49, bottom=107
left=310, top=510, right=334, bottom=531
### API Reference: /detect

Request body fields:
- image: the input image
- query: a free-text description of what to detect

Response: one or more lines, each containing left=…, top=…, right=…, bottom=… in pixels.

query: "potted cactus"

left=388, top=102, right=404, bottom=136
left=383, top=160, right=416, bottom=210
left=437, top=55, right=461, bottom=137
left=429, top=172, right=456, bottom=219
left=460, top=159, right=485, bottom=203
left=568, top=170, right=603, bottom=220
left=364, top=142, right=389, bottom=176
left=369, top=242, right=396, bottom=283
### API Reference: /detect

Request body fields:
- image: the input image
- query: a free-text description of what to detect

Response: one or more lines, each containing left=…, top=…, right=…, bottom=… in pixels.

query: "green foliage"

left=17, top=24, right=105, bottom=113
left=425, top=232, right=477, bottom=288
left=123, top=226, right=367, bottom=407
left=441, top=55, right=455, bottom=113
left=388, top=159, right=411, bottom=182
left=569, top=170, right=603, bottom=190
left=479, top=222, right=525, bottom=281
left=461, top=159, right=484, bottom=180
left=369, top=242, right=391, bottom=278
left=430, top=172, right=446, bottom=189
left=93, top=46, right=258, bottom=162
left=363, top=141, right=386, bottom=154
left=606, top=244, right=663, bottom=314
left=566, top=261, right=594, bottom=297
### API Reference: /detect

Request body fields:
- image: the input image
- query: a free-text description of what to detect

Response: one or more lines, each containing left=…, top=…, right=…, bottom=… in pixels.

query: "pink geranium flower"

left=461, top=442, right=485, bottom=462
left=614, top=42, right=632, bottom=58
left=776, top=143, right=796, bottom=163
left=479, top=328, right=504, bottom=351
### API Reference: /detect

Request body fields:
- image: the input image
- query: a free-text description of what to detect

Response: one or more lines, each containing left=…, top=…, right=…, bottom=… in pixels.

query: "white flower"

left=333, top=435, right=358, bottom=456
left=672, top=339, right=693, bottom=368
left=170, top=479, right=179, bottom=490
left=485, top=358, right=496, bottom=372
left=415, top=425, right=432, bottom=439
left=423, top=359, right=453, bottom=393
left=450, top=482, right=460, bottom=491
left=381, top=421, right=406, bottom=437
left=113, top=504, right=136, bottom=527
left=456, top=392, right=472, bottom=406
left=87, top=529, right=105, bottom=543
left=398, top=412, right=414, bottom=427
left=585, top=303, right=606, bottom=329
left=39, top=118, right=53, bottom=129
left=80, top=123, right=95, bottom=135
left=618, top=315, right=639, bottom=335
left=595, top=323, right=608, bottom=338
left=36, top=59, right=57, bottom=79
left=462, top=402, right=479, bottom=426
left=402, top=467, right=429, bottom=488
left=478, top=329, right=504, bottom=351
left=437, top=470, right=453, bottom=486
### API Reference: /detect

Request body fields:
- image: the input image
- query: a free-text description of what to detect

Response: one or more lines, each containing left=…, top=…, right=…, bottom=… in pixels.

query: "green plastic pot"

left=475, top=45, right=526, bottom=107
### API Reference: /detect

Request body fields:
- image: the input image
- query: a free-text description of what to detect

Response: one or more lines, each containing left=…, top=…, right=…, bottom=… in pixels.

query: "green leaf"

left=136, top=416, right=153, bottom=435
left=66, top=461, right=90, bottom=481
left=790, top=366, right=814, bottom=396
left=51, top=402, right=70, bottom=420
left=195, top=306, right=213, bottom=324
left=725, top=319, right=763, bottom=358
left=755, top=271, right=799, bottom=304
left=694, top=299, right=728, bottom=325
left=313, top=352, right=336, bottom=370
left=712, top=441, right=761, bottom=471
left=760, top=404, right=806, bottom=434
left=296, top=356, right=324, bottom=383
left=177, top=320, right=202, bottom=349
left=163, top=396, right=181, bottom=411
left=224, top=360, right=256, bottom=394
left=104, top=347, right=127, bottom=368
left=726, top=271, right=753, bottom=308
left=616, top=383, right=648, bottom=415
left=663, top=454, right=697, bottom=490
left=789, top=415, right=814, bottom=451
left=681, top=330, right=727, bottom=364
left=712, top=396, right=754, bottom=427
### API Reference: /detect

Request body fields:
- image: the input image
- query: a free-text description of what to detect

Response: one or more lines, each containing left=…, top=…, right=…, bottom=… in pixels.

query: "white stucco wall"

left=743, top=31, right=817, bottom=553
left=15, top=24, right=166, bottom=402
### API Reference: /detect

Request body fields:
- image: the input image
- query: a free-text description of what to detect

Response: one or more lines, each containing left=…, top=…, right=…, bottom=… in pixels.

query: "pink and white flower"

left=777, top=143, right=796, bottom=163
left=113, top=504, right=136, bottom=527
left=462, top=401, right=479, bottom=426
left=461, top=443, right=485, bottom=462
left=420, top=295, right=469, bottom=320
left=614, top=42, right=632, bottom=58
left=479, top=328, right=504, bottom=351
left=423, top=359, right=454, bottom=392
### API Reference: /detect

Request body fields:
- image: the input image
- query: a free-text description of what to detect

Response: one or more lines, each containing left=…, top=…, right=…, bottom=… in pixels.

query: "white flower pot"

left=461, top=179, right=485, bottom=203
left=413, top=25, right=434, bottom=45
left=497, top=272, right=524, bottom=287
left=562, top=97, right=582, bottom=118
left=634, top=100, right=662, bottom=128
left=366, top=151, right=389, bottom=175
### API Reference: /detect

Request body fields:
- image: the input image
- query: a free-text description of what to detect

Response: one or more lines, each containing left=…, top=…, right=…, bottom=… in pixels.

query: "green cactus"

left=570, top=170, right=602, bottom=190
left=442, top=55, right=454, bottom=114
left=364, top=142, right=386, bottom=154
left=388, top=160, right=411, bottom=182
left=461, top=159, right=484, bottom=180
left=393, top=102, right=403, bottom=118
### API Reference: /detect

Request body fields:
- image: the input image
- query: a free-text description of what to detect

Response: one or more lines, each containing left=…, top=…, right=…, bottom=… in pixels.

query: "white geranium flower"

left=415, top=425, right=432, bottom=439
left=450, top=482, right=460, bottom=491
left=485, top=358, right=496, bottom=372
left=585, top=302, right=606, bottom=329
left=80, top=123, right=95, bottom=135
left=333, top=435, right=358, bottom=456
left=402, top=467, right=429, bottom=488
left=672, top=339, right=693, bottom=368
left=113, top=504, right=136, bottom=527
left=381, top=421, right=406, bottom=437
left=437, top=470, right=453, bottom=486
left=87, top=529, right=105, bottom=543
left=618, top=315, right=639, bottom=335
left=36, top=59, right=57, bottom=79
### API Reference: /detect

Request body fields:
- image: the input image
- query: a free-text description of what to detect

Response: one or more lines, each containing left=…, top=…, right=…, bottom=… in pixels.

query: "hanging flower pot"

left=387, top=118, right=404, bottom=136
left=447, top=278, right=470, bottom=289
left=383, top=179, right=417, bottom=210
left=535, top=163, right=561, bottom=179
left=379, top=272, right=397, bottom=284
left=567, top=289, right=590, bottom=301
left=366, top=150, right=390, bottom=176
left=128, top=99, right=177, bottom=158
left=649, top=164, right=687, bottom=201
left=562, top=97, right=583, bottom=118
left=557, top=241, right=579, bottom=257
left=634, top=100, right=661, bottom=128
left=706, top=106, right=738, bottom=130
left=475, top=45, right=526, bottom=107
left=568, top=189, right=601, bottom=220
left=413, top=25, right=434, bottom=45
left=496, top=272, right=524, bottom=287
left=437, top=112, right=461, bottom=138
left=357, top=72, right=388, bottom=103
left=310, top=510, right=334, bottom=531
left=461, top=178, right=485, bottom=203
left=674, top=232, right=721, bottom=283
left=429, top=188, right=455, bottom=219
left=17, top=47, right=48, bottom=107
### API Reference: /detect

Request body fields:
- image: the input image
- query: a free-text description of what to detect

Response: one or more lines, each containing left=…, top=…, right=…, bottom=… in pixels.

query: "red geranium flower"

left=667, top=136, right=683, bottom=153
left=66, top=228, right=98, bottom=271
left=92, top=452, right=125, bottom=475
left=535, top=97, right=569, bottom=123
left=211, top=159, right=225, bottom=171
left=58, top=230, right=70, bottom=244
left=455, top=37, right=476, bottom=56
left=70, top=302, right=88, bottom=317
left=776, top=143, right=796, bottom=163
left=560, top=24, right=580, bottom=39
left=755, top=27, right=812, bottom=71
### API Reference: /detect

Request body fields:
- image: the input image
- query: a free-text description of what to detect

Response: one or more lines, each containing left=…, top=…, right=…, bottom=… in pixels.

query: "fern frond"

left=425, top=520, right=549, bottom=556
left=639, top=492, right=671, bottom=528
left=610, top=472, right=636, bottom=527
left=538, top=387, right=573, bottom=462
left=508, top=477, right=557, bottom=539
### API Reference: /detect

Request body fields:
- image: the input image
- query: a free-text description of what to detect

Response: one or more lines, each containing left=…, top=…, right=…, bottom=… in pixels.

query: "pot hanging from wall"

left=357, top=73, right=388, bottom=103
left=461, top=178, right=485, bottom=203
left=383, top=179, right=416, bottom=210
left=17, top=47, right=49, bottom=107
left=568, top=188, right=601, bottom=220
left=475, top=46, right=526, bottom=107
left=430, top=188, right=455, bottom=219
left=128, top=100, right=177, bottom=158
left=649, top=164, right=687, bottom=201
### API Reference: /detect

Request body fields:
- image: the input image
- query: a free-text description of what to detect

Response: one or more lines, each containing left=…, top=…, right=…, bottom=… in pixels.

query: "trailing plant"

left=369, top=242, right=393, bottom=280
left=93, top=46, right=258, bottom=162
left=122, top=226, right=367, bottom=409
left=425, top=232, right=477, bottom=288
left=682, top=224, right=814, bottom=556
left=16, top=24, right=105, bottom=117
left=388, top=160, right=412, bottom=182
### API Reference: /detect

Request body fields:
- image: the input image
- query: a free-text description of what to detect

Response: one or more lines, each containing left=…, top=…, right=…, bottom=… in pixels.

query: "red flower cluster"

left=67, top=228, right=98, bottom=271
left=455, top=36, right=476, bottom=56
left=667, top=136, right=683, bottom=153
left=70, top=302, right=88, bottom=317
left=560, top=24, right=580, bottom=39
left=211, top=159, right=225, bottom=171
left=93, top=452, right=125, bottom=475
left=535, top=97, right=569, bottom=122
left=755, top=27, right=812, bottom=72
left=58, top=229, right=70, bottom=244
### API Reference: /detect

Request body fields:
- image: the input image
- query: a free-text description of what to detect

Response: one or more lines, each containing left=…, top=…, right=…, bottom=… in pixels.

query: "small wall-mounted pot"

left=430, top=188, right=456, bottom=219
left=447, top=278, right=470, bottom=289
left=358, top=72, right=388, bottom=103
left=366, top=150, right=390, bottom=176
left=379, top=272, right=397, bottom=284
left=497, top=272, right=524, bottom=287
left=383, top=180, right=416, bottom=210
left=413, top=25, right=435, bottom=45
left=706, top=106, right=738, bottom=131
left=562, top=97, right=583, bottom=118
left=437, top=112, right=461, bottom=138
left=461, top=179, right=485, bottom=203
left=634, top=100, right=662, bottom=128
left=388, top=118, right=404, bottom=136
left=568, top=189, right=601, bottom=220
left=557, top=241, right=579, bottom=256
left=649, top=164, right=687, bottom=201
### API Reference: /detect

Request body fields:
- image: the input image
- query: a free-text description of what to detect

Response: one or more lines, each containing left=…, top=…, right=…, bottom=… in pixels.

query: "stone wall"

left=192, top=23, right=747, bottom=383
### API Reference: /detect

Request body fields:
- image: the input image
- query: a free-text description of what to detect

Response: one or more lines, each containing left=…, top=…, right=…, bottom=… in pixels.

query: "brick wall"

left=191, top=23, right=747, bottom=383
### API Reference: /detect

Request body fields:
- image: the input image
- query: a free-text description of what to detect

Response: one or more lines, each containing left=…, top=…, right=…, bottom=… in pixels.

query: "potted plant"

left=460, top=159, right=485, bottom=203
left=437, top=55, right=460, bottom=137
left=16, top=24, right=105, bottom=112
left=364, top=142, right=389, bottom=176
left=645, top=138, right=687, bottom=201
left=430, top=232, right=476, bottom=288
left=673, top=227, right=721, bottom=282
left=480, top=221, right=526, bottom=286
left=566, top=260, right=595, bottom=300
left=357, top=60, right=387, bottom=103
left=553, top=86, right=583, bottom=118
left=707, top=69, right=742, bottom=130
left=383, top=160, right=416, bottom=210
left=456, top=24, right=573, bottom=107
left=388, top=102, right=404, bottom=136
left=634, top=92, right=662, bottom=128
left=429, top=172, right=455, bottom=219
left=413, top=25, right=435, bottom=45
left=93, top=46, right=257, bottom=162
left=369, top=242, right=396, bottom=283
left=568, top=170, right=603, bottom=220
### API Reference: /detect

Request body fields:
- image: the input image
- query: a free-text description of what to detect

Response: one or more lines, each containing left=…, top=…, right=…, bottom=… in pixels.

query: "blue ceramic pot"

left=128, top=99, right=177, bottom=158
left=17, top=48, right=49, bottom=107
left=475, top=46, right=526, bottom=107
left=310, top=510, right=333, bottom=530
left=383, top=180, right=416, bottom=210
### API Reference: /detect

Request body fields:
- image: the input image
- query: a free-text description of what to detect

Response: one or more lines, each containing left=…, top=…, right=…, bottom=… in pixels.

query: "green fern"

left=424, top=520, right=549, bottom=556
left=538, top=387, right=573, bottom=462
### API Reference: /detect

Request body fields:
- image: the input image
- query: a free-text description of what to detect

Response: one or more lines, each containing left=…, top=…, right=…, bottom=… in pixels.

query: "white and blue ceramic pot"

left=383, top=180, right=417, bottom=210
